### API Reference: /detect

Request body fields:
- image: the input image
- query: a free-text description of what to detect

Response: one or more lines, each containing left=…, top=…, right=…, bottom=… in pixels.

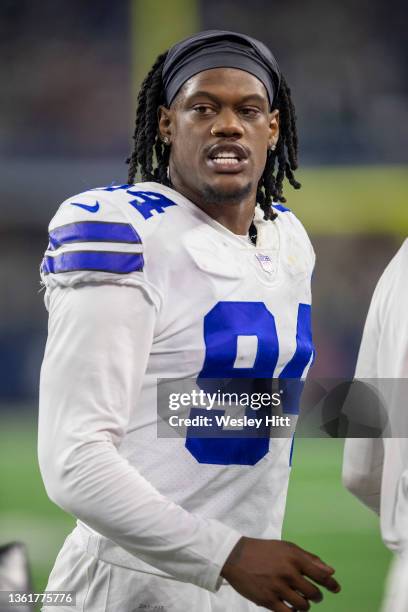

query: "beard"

left=200, top=179, right=253, bottom=206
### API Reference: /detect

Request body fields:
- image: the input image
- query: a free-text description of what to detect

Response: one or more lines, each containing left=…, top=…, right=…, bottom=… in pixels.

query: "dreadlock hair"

left=127, top=51, right=301, bottom=222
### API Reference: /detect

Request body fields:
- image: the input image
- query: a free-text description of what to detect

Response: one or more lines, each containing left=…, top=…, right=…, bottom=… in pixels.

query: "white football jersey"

left=343, top=239, right=408, bottom=552
left=39, top=182, right=315, bottom=590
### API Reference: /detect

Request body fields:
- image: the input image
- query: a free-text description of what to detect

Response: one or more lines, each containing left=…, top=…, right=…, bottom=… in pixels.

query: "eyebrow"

left=184, top=91, right=269, bottom=107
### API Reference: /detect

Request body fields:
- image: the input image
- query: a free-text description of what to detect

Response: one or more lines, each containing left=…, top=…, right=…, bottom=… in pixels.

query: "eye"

left=240, top=107, right=261, bottom=117
left=192, top=105, right=214, bottom=115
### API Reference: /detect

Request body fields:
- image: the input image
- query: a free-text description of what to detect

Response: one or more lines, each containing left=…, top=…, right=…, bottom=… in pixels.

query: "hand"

left=221, top=537, right=341, bottom=611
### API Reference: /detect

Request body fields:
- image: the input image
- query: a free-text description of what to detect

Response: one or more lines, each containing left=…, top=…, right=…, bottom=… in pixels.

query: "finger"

left=271, top=599, right=300, bottom=612
left=278, top=587, right=311, bottom=611
left=302, top=551, right=335, bottom=573
left=255, top=597, right=290, bottom=612
left=290, top=575, right=323, bottom=603
left=301, top=561, right=341, bottom=593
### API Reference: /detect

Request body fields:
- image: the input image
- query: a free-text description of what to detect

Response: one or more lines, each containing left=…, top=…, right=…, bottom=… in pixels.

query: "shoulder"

left=41, top=182, right=185, bottom=309
left=265, top=202, right=316, bottom=275
left=47, top=181, right=182, bottom=240
left=357, top=239, right=408, bottom=377
left=272, top=202, right=311, bottom=243
left=374, top=239, right=408, bottom=312
left=358, top=238, right=408, bottom=341
left=387, top=238, right=408, bottom=275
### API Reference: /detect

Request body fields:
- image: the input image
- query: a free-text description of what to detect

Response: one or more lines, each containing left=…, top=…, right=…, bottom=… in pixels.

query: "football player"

left=343, top=239, right=408, bottom=611
left=38, top=30, right=340, bottom=611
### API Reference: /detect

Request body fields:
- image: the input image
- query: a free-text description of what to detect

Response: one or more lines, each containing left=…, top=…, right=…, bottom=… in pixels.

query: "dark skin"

left=158, top=67, right=278, bottom=235
left=159, top=67, right=341, bottom=610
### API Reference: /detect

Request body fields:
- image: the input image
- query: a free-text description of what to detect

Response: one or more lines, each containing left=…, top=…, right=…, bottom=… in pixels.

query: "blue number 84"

left=185, top=301, right=314, bottom=465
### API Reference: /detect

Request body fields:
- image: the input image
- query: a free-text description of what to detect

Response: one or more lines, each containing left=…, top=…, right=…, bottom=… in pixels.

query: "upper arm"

left=38, top=283, right=156, bottom=482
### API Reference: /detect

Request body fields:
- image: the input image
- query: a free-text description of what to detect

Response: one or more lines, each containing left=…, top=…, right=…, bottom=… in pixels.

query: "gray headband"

left=162, top=30, right=281, bottom=109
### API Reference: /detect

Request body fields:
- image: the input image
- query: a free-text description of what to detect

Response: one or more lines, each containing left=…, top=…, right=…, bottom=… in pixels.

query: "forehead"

left=175, top=67, right=269, bottom=104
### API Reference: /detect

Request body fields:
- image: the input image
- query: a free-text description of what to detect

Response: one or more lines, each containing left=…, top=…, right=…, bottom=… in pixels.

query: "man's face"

left=158, top=68, right=279, bottom=206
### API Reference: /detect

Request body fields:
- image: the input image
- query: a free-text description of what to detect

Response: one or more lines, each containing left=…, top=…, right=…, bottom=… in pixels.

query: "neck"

left=193, top=198, right=255, bottom=235
left=171, top=180, right=257, bottom=235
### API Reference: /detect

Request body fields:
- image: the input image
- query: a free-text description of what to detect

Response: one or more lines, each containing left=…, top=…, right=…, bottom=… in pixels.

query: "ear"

left=268, top=109, right=280, bottom=149
left=158, top=105, right=173, bottom=144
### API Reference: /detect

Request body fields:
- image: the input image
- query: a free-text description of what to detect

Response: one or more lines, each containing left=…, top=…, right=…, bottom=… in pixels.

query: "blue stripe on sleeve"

left=49, top=222, right=141, bottom=250
left=273, top=204, right=291, bottom=212
left=42, top=251, right=144, bottom=275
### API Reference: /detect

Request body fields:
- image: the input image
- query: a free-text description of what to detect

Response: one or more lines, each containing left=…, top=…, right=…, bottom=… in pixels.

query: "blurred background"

left=1, top=0, right=407, bottom=609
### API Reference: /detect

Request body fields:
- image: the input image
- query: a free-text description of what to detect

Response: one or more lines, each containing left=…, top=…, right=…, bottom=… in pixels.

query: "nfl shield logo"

left=255, top=253, right=275, bottom=274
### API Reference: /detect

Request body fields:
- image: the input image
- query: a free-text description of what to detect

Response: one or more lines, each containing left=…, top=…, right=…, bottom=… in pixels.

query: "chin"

left=200, top=179, right=253, bottom=205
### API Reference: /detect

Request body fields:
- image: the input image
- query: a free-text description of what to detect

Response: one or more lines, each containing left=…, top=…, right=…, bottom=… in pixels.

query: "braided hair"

left=127, top=51, right=300, bottom=222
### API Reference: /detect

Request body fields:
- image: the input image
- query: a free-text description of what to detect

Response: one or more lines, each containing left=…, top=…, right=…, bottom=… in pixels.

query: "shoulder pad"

left=40, top=184, right=169, bottom=309
left=272, top=203, right=291, bottom=213
left=43, top=187, right=143, bottom=277
left=270, top=203, right=316, bottom=276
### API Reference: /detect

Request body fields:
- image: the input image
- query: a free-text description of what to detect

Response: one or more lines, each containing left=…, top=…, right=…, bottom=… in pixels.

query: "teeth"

left=214, top=151, right=238, bottom=159
left=213, top=151, right=239, bottom=159
left=212, top=156, right=240, bottom=165
left=213, top=158, right=239, bottom=165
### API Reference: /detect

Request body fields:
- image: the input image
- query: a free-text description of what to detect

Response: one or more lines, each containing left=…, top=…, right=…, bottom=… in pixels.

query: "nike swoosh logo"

left=70, top=201, right=100, bottom=213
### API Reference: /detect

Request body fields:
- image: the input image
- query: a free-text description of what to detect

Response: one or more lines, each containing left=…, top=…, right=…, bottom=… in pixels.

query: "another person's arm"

left=342, top=257, right=387, bottom=514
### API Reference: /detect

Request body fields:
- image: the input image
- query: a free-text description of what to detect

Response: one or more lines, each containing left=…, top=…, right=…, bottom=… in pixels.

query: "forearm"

left=39, top=435, right=240, bottom=590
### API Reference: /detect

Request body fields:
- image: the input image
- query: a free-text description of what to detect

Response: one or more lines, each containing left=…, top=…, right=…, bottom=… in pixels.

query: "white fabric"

left=39, top=282, right=239, bottom=592
left=342, top=239, right=408, bottom=611
left=381, top=551, right=408, bottom=612
left=39, top=182, right=315, bottom=597
left=42, top=527, right=270, bottom=612
left=342, top=239, right=408, bottom=550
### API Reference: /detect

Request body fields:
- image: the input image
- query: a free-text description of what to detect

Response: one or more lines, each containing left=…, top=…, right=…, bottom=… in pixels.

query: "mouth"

left=205, top=143, right=249, bottom=174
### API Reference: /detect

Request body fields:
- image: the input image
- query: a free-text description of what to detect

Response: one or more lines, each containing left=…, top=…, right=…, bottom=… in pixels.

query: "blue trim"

left=49, top=222, right=141, bottom=250
left=42, top=251, right=144, bottom=275
left=289, top=436, right=295, bottom=466
left=280, top=304, right=314, bottom=379
left=279, top=304, right=314, bottom=416
left=90, top=183, right=130, bottom=192
left=127, top=191, right=177, bottom=220
left=273, top=204, right=291, bottom=212
left=70, top=202, right=100, bottom=213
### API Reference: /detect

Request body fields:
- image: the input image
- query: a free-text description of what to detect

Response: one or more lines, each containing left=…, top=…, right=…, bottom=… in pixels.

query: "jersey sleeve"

left=40, top=189, right=162, bottom=310
left=39, top=282, right=241, bottom=591
left=342, top=438, right=383, bottom=514
left=341, top=246, right=400, bottom=514
left=39, top=188, right=241, bottom=590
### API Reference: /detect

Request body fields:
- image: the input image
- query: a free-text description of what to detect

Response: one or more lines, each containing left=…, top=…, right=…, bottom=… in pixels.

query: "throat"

left=168, top=170, right=256, bottom=235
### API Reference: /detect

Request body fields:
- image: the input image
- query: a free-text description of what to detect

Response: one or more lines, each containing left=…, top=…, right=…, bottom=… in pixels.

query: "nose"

left=210, top=108, right=244, bottom=138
